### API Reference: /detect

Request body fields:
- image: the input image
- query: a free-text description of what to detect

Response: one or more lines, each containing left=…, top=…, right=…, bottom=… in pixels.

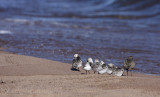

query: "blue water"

left=0, top=0, right=160, bottom=75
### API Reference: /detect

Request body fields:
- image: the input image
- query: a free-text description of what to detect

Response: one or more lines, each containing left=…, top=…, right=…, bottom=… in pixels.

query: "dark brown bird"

left=123, top=56, right=135, bottom=76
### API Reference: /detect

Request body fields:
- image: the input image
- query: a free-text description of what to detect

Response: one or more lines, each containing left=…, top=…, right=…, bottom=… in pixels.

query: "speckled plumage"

left=71, top=54, right=82, bottom=71
left=112, top=67, right=124, bottom=76
left=123, top=56, right=135, bottom=76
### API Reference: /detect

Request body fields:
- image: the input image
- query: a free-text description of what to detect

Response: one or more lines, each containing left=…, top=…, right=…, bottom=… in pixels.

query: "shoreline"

left=0, top=48, right=159, bottom=76
left=0, top=49, right=160, bottom=97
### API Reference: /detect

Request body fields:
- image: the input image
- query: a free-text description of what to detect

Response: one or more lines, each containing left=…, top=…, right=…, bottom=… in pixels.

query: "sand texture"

left=0, top=51, right=160, bottom=97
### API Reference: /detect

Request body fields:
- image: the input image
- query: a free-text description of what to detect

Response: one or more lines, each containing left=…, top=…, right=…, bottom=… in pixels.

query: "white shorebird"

left=98, top=61, right=115, bottom=74
left=83, top=58, right=93, bottom=74
left=98, top=61, right=108, bottom=74
left=106, top=63, right=115, bottom=74
left=112, top=67, right=124, bottom=76
left=123, top=56, right=135, bottom=76
left=92, top=59, right=101, bottom=74
left=71, top=54, right=82, bottom=71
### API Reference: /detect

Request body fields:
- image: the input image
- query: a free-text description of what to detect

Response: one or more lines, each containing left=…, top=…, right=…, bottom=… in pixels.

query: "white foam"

left=0, top=30, right=12, bottom=34
left=5, top=18, right=29, bottom=23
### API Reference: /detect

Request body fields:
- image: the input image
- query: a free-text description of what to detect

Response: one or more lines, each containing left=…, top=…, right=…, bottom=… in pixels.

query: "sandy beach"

left=0, top=0, right=160, bottom=97
left=0, top=50, right=160, bottom=97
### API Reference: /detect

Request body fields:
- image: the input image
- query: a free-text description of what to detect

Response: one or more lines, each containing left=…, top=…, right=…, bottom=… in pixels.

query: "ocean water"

left=0, top=0, right=160, bottom=75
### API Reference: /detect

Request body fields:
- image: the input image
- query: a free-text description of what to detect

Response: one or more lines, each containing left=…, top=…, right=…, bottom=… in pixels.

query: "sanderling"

left=92, top=59, right=101, bottom=74
left=123, top=56, right=135, bottom=76
left=98, top=61, right=108, bottom=74
left=71, top=54, right=82, bottom=71
left=112, top=67, right=124, bottom=76
left=106, top=63, right=115, bottom=74
left=83, top=58, right=93, bottom=74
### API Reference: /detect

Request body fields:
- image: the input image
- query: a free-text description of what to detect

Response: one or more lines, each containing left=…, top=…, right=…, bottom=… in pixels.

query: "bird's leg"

left=78, top=68, right=81, bottom=72
left=71, top=64, right=74, bottom=69
left=88, top=71, right=90, bottom=74
left=86, top=70, right=87, bottom=75
left=127, top=69, right=128, bottom=76
left=131, top=71, right=132, bottom=76
left=111, top=73, right=114, bottom=77
left=94, top=71, right=95, bottom=74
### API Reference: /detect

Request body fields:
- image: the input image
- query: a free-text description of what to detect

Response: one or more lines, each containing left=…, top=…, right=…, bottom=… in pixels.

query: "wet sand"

left=0, top=49, right=160, bottom=97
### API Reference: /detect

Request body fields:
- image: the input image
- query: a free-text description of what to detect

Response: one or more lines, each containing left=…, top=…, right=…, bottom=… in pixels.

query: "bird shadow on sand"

left=70, top=68, right=80, bottom=71
left=122, top=74, right=127, bottom=76
left=81, top=73, right=86, bottom=75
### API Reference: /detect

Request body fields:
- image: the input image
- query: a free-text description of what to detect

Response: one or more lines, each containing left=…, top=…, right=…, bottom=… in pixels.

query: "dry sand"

left=0, top=49, right=160, bottom=97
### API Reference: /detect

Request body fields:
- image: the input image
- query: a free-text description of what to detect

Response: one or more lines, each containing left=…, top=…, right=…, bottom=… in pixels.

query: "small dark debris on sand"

left=0, top=80, right=6, bottom=84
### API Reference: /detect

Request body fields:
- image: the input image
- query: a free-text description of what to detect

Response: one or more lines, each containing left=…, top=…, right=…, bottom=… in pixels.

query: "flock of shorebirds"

left=71, top=54, right=135, bottom=76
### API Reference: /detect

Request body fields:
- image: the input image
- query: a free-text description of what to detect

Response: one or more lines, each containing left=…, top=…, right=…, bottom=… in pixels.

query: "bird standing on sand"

left=92, top=59, right=100, bottom=74
left=71, top=54, right=82, bottom=71
left=83, top=58, right=93, bottom=74
left=123, top=56, right=135, bottom=76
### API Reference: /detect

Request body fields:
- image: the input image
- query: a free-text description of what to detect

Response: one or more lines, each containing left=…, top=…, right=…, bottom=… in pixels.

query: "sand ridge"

left=0, top=51, right=78, bottom=76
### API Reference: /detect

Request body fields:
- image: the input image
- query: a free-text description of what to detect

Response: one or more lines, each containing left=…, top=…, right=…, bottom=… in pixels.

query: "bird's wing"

left=123, top=60, right=130, bottom=69
left=130, top=61, right=135, bottom=69
left=102, top=64, right=106, bottom=68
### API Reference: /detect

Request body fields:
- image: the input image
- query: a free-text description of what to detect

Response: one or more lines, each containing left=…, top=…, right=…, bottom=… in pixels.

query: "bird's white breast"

left=84, top=62, right=91, bottom=70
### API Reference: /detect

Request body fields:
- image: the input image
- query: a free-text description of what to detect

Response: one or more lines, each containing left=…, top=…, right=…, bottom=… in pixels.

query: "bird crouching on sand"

left=106, top=63, right=114, bottom=74
left=98, top=61, right=108, bottom=74
left=83, top=58, right=93, bottom=74
left=123, top=56, right=135, bottom=76
left=112, top=66, right=124, bottom=76
left=71, top=54, right=82, bottom=71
